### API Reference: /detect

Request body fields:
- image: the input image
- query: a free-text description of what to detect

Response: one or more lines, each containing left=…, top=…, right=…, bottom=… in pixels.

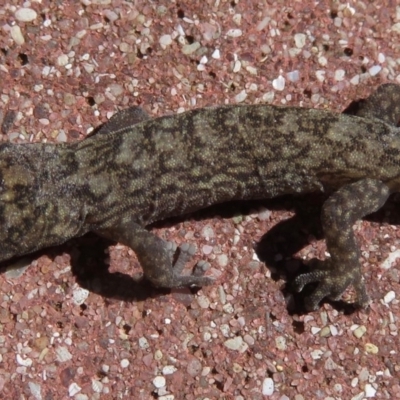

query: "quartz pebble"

left=262, top=378, right=274, bottom=395
left=15, top=8, right=38, bottom=22
left=153, top=376, right=166, bottom=389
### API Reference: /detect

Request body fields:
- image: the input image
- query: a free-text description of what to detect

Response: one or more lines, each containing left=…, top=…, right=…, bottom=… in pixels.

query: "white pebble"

left=262, top=377, right=274, bottom=395
left=318, top=56, right=328, bottom=66
left=235, top=89, right=247, bottom=103
left=159, top=34, right=172, bottom=49
left=68, top=383, right=81, bottom=397
left=16, top=353, right=33, bottom=367
left=211, top=49, right=220, bottom=59
left=383, top=290, right=395, bottom=304
left=10, top=25, right=25, bottom=45
left=310, top=349, right=323, bottom=360
left=392, top=22, right=400, bottom=33
left=197, top=295, right=210, bottom=309
left=350, top=75, right=360, bottom=85
left=275, top=336, right=287, bottom=350
left=294, top=33, right=306, bottom=48
left=257, top=16, right=270, bottom=31
left=162, top=365, right=177, bottom=375
left=182, top=42, right=200, bottom=55
left=224, top=336, right=248, bottom=353
left=138, top=337, right=149, bottom=349
left=334, top=69, right=345, bottom=81
left=72, top=286, right=89, bottom=305
left=315, top=69, right=326, bottom=82
left=272, top=75, right=285, bottom=91
left=103, top=10, right=118, bottom=22
left=226, top=29, right=242, bottom=37
left=28, top=382, right=42, bottom=400
left=120, top=359, right=130, bottom=368
left=56, top=346, right=72, bottom=362
left=15, top=8, right=38, bottom=22
left=286, top=70, right=299, bottom=82
left=233, top=60, right=241, bottom=73
left=92, top=379, right=103, bottom=393
left=57, top=54, right=69, bottom=67
left=365, top=383, right=376, bottom=397
left=369, top=65, right=382, bottom=76
left=153, top=376, right=166, bottom=389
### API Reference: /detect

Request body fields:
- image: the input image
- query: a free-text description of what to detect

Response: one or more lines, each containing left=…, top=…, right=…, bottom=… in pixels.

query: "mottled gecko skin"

left=2, top=83, right=400, bottom=311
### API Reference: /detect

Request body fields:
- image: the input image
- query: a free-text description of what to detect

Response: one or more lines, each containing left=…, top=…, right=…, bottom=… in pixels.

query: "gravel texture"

left=1, top=1, right=400, bottom=399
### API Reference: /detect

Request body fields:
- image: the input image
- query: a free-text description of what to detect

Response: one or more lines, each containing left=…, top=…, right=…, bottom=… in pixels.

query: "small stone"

left=369, top=65, right=381, bottom=76
left=262, top=377, right=274, bottom=395
left=57, top=130, right=67, bottom=143
left=92, top=379, right=103, bottom=393
left=320, top=326, right=331, bottom=337
left=294, top=33, right=306, bottom=48
left=28, top=382, right=42, bottom=400
left=262, top=91, right=275, bottom=103
left=197, top=295, right=210, bottom=309
left=16, top=354, right=32, bottom=367
left=68, top=383, right=81, bottom=397
left=383, top=290, right=395, bottom=304
left=138, top=337, right=149, bottom=349
left=57, top=54, right=69, bottom=67
left=226, top=29, right=242, bottom=37
left=334, top=69, right=345, bottom=81
left=246, top=66, right=258, bottom=75
left=351, top=392, right=365, bottom=400
left=153, top=376, right=166, bottom=389
left=316, top=70, right=326, bottom=82
left=224, top=336, right=248, bottom=353
left=391, top=22, right=400, bottom=33
left=108, top=84, right=124, bottom=97
left=182, top=42, right=200, bottom=55
left=72, top=286, right=89, bottom=305
left=286, top=70, right=299, bottom=82
left=365, top=343, right=379, bottom=354
left=187, top=358, right=202, bottom=376
left=275, top=336, right=287, bottom=350
left=350, top=75, right=360, bottom=85
left=211, top=49, right=220, bottom=59
left=257, top=16, right=270, bottom=31
left=103, top=10, right=118, bottom=22
left=217, top=254, right=228, bottom=267
left=56, top=346, right=72, bottom=362
left=272, top=75, right=285, bottom=91
left=310, top=349, right=323, bottom=360
left=353, top=325, right=367, bottom=339
left=318, top=56, right=328, bottom=66
left=5, top=258, right=31, bottom=279
left=10, top=25, right=25, bottom=45
left=364, top=383, right=376, bottom=397
left=64, top=93, right=76, bottom=106
left=162, top=365, right=177, bottom=375
left=15, top=8, right=38, bottom=22
left=235, top=90, right=247, bottom=103
left=120, top=359, right=130, bottom=368
left=75, top=395, right=89, bottom=400
left=159, top=34, right=173, bottom=49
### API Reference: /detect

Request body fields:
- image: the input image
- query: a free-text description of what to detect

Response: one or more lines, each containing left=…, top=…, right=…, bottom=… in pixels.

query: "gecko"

left=1, top=83, right=400, bottom=311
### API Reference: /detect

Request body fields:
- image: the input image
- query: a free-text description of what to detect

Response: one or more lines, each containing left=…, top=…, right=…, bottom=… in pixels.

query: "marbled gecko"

left=1, top=83, right=400, bottom=311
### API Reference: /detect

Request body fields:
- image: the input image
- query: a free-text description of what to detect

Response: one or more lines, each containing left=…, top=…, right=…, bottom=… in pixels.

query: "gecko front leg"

left=293, top=178, right=390, bottom=310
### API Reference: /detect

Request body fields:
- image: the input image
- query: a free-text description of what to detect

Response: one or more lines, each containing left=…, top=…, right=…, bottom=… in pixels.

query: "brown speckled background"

left=1, top=1, right=400, bottom=399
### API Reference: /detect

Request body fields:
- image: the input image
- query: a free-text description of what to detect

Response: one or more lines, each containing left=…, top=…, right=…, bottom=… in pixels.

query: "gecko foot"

left=292, top=259, right=370, bottom=311
left=164, top=241, right=214, bottom=287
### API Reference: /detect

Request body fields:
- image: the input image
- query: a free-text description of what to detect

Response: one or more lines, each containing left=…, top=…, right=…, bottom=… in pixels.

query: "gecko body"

left=2, top=84, right=400, bottom=310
